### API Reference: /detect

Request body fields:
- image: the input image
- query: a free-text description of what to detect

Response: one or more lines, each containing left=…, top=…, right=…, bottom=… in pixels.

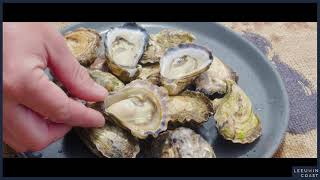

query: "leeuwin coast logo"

left=292, top=166, right=319, bottom=178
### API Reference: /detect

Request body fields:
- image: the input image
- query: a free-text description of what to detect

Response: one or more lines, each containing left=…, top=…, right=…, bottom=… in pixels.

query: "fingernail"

left=93, top=82, right=108, bottom=97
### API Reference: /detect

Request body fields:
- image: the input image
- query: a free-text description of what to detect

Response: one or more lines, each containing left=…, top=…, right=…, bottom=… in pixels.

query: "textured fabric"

left=3, top=22, right=317, bottom=158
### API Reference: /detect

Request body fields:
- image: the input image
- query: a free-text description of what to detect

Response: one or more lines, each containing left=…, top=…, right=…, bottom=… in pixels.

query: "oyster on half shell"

left=141, top=29, right=195, bottom=64
left=104, top=23, right=149, bottom=83
left=150, top=127, right=216, bottom=158
left=103, top=80, right=169, bottom=139
left=160, top=44, right=213, bottom=95
left=195, top=57, right=238, bottom=96
left=64, top=28, right=101, bottom=66
left=214, top=80, right=262, bottom=144
left=168, top=91, right=213, bottom=127
left=89, top=69, right=124, bottom=92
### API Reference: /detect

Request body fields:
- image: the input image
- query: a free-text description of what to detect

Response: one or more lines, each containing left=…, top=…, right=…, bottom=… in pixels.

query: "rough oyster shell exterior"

left=214, top=80, right=262, bottom=144
left=137, top=63, right=160, bottom=85
left=168, top=91, right=213, bottom=127
left=195, top=57, right=238, bottom=96
left=89, top=69, right=124, bottom=92
left=64, top=28, right=101, bottom=66
left=150, top=127, right=216, bottom=158
left=141, top=29, right=195, bottom=64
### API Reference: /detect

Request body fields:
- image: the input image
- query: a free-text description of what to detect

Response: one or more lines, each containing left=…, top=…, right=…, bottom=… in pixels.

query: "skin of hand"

left=3, top=22, right=108, bottom=153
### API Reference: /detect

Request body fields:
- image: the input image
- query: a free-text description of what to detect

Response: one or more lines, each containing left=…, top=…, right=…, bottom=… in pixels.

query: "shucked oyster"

left=104, top=23, right=149, bottom=83
left=141, top=29, right=195, bottom=64
left=88, top=69, right=124, bottom=92
left=64, top=28, right=101, bottom=66
left=160, top=44, right=213, bottom=95
left=168, top=91, right=213, bottom=127
left=214, top=80, right=262, bottom=144
left=195, top=57, right=238, bottom=96
left=137, top=63, right=160, bottom=85
left=150, top=127, right=216, bottom=158
left=104, top=80, right=169, bottom=139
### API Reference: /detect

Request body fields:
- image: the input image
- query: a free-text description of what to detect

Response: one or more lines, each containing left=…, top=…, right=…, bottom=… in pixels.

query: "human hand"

left=3, top=22, right=108, bottom=152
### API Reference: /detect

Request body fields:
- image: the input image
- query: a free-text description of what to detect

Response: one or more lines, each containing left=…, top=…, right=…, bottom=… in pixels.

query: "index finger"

left=13, top=68, right=105, bottom=127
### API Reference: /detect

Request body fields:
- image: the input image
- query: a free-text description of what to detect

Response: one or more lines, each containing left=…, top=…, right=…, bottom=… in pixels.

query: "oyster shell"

left=103, top=80, right=169, bottom=139
left=168, top=91, right=213, bottom=126
left=141, top=29, right=195, bottom=64
left=195, top=57, right=238, bottom=96
left=150, top=127, right=216, bottom=158
left=89, top=69, right=124, bottom=92
left=137, top=63, right=160, bottom=85
left=64, top=28, right=101, bottom=66
left=104, top=23, right=149, bottom=83
left=89, top=57, right=108, bottom=71
left=214, top=80, right=262, bottom=144
left=160, top=44, right=213, bottom=95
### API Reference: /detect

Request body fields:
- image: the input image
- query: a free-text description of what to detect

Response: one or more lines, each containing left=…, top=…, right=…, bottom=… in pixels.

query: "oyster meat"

left=168, top=91, right=213, bottom=127
left=89, top=69, right=124, bottom=92
left=214, top=80, right=262, bottom=144
left=64, top=28, right=101, bottom=66
left=195, top=57, right=238, bottom=96
left=104, top=23, right=149, bottom=83
left=137, top=63, right=160, bottom=85
left=141, top=29, right=195, bottom=64
left=160, top=44, right=213, bottom=95
left=104, top=80, right=169, bottom=139
left=150, top=127, right=216, bottom=158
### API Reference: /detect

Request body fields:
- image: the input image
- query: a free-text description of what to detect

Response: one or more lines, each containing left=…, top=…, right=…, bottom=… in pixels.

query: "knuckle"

left=72, top=66, right=89, bottom=83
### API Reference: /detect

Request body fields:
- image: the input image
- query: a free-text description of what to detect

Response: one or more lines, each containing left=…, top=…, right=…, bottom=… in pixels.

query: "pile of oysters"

left=61, top=23, right=262, bottom=158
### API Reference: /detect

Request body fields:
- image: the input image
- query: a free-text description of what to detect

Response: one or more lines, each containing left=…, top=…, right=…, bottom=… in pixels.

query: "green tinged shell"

left=214, top=80, right=262, bottom=144
left=89, top=69, right=124, bottom=92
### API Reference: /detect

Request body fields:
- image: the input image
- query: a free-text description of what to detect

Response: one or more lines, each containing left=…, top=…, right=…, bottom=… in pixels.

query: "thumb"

left=43, top=24, right=108, bottom=102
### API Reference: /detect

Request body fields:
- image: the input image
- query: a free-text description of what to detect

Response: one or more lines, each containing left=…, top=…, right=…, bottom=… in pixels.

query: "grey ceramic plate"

left=18, top=22, right=289, bottom=158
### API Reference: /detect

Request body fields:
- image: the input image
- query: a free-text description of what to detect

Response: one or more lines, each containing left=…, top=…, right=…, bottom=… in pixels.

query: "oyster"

left=214, top=80, right=262, bottom=144
left=137, top=63, right=160, bottom=85
left=168, top=91, right=213, bottom=126
left=104, top=80, right=169, bottom=139
left=141, top=29, right=195, bottom=64
left=76, top=124, right=140, bottom=158
left=104, top=23, right=149, bottom=83
left=160, top=44, right=213, bottom=95
left=150, top=127, right=216, bottom=158
left=89, top=69, right=124, bottom=92
left=64, top=28, right=101, bottom=66
left=195, top=57, right=238, bottom=96
left=89, top=57, right=108, bottom=71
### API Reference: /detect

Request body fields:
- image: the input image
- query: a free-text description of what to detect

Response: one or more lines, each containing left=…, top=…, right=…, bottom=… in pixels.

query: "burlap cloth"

left=3, top=22, right=317, bottom=158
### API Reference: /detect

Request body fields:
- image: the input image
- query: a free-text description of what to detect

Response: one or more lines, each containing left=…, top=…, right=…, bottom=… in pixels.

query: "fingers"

left=4, top=102, right=72, bottom=152
left=43, top=25, right=107, bottom=101
left=11, top=68, right=105, bottom=127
